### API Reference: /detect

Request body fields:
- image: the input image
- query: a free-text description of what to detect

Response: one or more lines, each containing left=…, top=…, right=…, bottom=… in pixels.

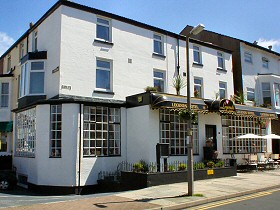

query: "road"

left=0, top=187, right=113, bottom=209
left=187, top=188, right=280, bottom=210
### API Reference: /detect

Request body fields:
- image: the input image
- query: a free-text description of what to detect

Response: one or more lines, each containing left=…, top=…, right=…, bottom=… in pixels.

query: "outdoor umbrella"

left=262, top=134, right=280, bottom=139
left=237, top=133, right=262, bottom=139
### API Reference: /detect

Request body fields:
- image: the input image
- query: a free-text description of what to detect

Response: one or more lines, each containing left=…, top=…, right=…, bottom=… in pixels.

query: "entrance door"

left=205, top=125, right=217, bottom=150
left=272, top=139, right=280, bottom=154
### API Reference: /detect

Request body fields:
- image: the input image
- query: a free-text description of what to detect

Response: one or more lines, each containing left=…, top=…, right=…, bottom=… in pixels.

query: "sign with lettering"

left=220, top=99, right=235, bottom=111
left=61, top=85, right=72, bottom=90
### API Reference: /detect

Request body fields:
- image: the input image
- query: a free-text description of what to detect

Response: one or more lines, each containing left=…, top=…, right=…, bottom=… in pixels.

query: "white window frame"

left=193, top=45, right=202, bottom=64
left=20, top=60, right=45, bottom=97
left=95, top=58, right=112, bottom=92
left=219, top=81, right=227, bottom=99
left=7, top=56, right=11, bottom=72
left=32, top=31, right=38, bottom=52
left=96, top=17, right=111, bottom=42
left=274, top=83, right=280, bottom=107
left=153, top=69, right=165, bottom=93
left=194, top=77, right=203, bottom=98
left=246, top=87, right=255, bottom=101
left=153, top=33, right=164, bottom=55
left=0, top=82, right=9, bottom=108
left=244, top=52, right=252, bottom=63
left=50, top=105, right=62, bottom=158
left=217, top=51, right=225, bottom=69
left=19, top=43, right=25, bottom=60
left=262, top=57, right=269, bottom=69
left=262, top=82, right=271, bottom=106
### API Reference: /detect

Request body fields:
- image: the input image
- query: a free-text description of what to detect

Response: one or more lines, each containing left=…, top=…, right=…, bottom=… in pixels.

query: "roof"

left=0, top=0, right=185, bottom=59
left=190, top=38, right=232, bottom=54
left=182, top=25, right=280, bottom=57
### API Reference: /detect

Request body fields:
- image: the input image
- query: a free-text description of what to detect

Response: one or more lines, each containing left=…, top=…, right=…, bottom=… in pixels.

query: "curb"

left=149, top=184, right=280, bottom=210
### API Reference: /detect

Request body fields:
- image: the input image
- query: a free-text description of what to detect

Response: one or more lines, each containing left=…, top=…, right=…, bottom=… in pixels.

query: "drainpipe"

left=77, top=103, right=82, bottom=194
left=177, top=37, right=180, bottom=74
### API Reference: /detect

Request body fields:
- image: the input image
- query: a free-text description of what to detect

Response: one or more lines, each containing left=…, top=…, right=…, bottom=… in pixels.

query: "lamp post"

left=186, top=24, right=205, bottom=196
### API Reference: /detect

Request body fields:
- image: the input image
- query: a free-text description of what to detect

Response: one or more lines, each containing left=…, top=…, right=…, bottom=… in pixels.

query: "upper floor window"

left=193, top=45, right=202, bottom=64
left=244, top=52, right=252, bottom=63
left=32, top=31, right=38, bottom=51
left=217, top=52, right=224, bottom=69
left=20, top=61, right=45, bottom=97
left=1, top=83, right=9, bottom=108
left=247, top=87, right=255, bottom=101
left=19, top=43, right=25, bottom=60
left=97, top=17, right=111, bottom=42
left=153, top=70, right=165, bottom=92
left=219, top=82, right=227, bottom=99
left=153, top=34, right=164, bottom=55
left=274, top=83, right=280, bottom=107
left=194, top=78, right=203, bottom=98
left=262, top=83, right=271, bottom=106
left=96, top=59, right=112, bottom=91
left=262, top=57, right=269, bottom=69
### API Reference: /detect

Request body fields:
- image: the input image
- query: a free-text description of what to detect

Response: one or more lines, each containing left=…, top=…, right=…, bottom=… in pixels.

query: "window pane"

left=153, top=34, right=161, bottom=40
left=1, top=83, right=9, bottom=94
left=154, top=79, right=164, bottom=92
left=154, top=40, right=163, bottom=54
left=154, top=71, right=164, bottom=78
left=30, top=72, right=44, bottom=94
left=97, top=18, right=109, bottom=25
left=193, top=51, right=200, bottom=63
left=194, top=79, right=202, bottom=85
left=97, top=25, right=109, bottom=41
left=97, top=60, right=110, bottom=69
left=96, top=69, right=110, bottom=89
left=31, top=62, right=44, bottom=70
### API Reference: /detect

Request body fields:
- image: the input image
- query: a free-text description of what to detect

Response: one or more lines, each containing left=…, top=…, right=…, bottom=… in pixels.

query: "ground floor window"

left=83, top=106, right=121, bottom=157
left=160, top=109, right=199, bottom=155
left=222, top=115, right=266, bottom=154
left=15, top=108, right=36, bottom=157
left=50, top=105, right=62, bottom=157
left=0, top=132, right=7, bottom=152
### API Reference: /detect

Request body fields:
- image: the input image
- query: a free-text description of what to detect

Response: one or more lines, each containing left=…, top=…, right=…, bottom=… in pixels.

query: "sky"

left=0, top=0, right=280, bottom=56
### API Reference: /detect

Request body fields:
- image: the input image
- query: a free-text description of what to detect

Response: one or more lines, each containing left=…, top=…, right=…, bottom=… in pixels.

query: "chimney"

left=253, top=41, right=258, bottom=45
left=268, top=45, right=272, bottom=50
left=29, top=22, right=34, bottom=28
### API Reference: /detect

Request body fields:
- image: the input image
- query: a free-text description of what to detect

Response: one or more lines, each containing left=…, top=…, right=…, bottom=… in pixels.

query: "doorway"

left=205, top=125, right=217, bottom=151
left=272, top=139, right=280, bottom=154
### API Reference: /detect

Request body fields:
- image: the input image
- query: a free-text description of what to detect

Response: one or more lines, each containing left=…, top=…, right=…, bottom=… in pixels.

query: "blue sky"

left=1, top=0, right=280, bottom=55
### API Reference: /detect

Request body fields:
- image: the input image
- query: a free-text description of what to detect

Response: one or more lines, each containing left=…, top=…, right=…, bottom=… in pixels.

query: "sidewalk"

left=4, top=170, right=280, bottom=210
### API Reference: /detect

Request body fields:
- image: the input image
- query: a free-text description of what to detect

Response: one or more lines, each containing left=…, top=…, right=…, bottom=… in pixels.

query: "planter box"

left=121, top=166, right=237, bottom=190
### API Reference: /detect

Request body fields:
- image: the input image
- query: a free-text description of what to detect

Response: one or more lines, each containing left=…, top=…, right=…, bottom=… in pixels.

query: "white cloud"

left=257, top=38, right=280, bottom=52
left=0, top=32, right=14, bottom=56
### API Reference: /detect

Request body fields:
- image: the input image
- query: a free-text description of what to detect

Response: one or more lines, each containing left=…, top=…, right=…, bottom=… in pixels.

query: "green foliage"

left=207, top=161, right=215, bottom=168
left=172, top=74, right=187, bottom=95
left=215, top=160, right=225, bottom=168
left=133, top=160, right=149, bottom=173
left=168, top=164, right=176, bottom=172
left=194, top=162, right=205, bottom=170
left=145, top=86, right=158, bottom=93
left=178, top=110, right=198, bottom=124
left=178, top=163, right=187, bottom=171
left=232, top=91, right=246, bottom=104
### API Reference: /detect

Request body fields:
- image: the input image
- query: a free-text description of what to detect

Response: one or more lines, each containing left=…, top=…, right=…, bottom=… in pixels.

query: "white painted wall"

left=59, top=6, right=186, bottom=101
left=189, top=42, right=234, bottom=100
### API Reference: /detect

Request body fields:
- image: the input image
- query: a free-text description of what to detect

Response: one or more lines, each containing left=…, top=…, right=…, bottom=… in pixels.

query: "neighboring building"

left=181, top=25, right=280, bottom=156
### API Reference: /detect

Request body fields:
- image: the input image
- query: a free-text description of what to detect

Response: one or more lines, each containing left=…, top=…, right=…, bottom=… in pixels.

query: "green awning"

left=0, top=121, right=13, bottom=132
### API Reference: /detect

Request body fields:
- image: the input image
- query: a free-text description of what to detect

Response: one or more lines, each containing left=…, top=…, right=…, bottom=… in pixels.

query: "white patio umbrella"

left=262, top=134, right=280, bottom=139
left=237, top=133, right=262, bottom=139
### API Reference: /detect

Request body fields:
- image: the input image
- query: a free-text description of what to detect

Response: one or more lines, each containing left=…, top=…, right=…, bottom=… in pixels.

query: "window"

left=274, top=83, right=280, bottom=107
left=262, top=57, right=269, bottom=69
left=7, top=56, right=11, bottom=72
left=160, top=109, right=199, bottom=155
left=247, top=87, right=255, bottom=101
left=262, top=83, right=271, bottom=106
left=194, top=78, right=203, bottom=98
left=153, top=70, right=165, bottom=92
left=83, top=106, right=121, bottom=157
left=15, top=108, right=36, bottom=157
left=219, top=82, right=227, bottom=99
left=96, top=17, right=111, bottom=42
left=244, top=52, right=252, bottom=63
left=20, top=61, right=45, bottom=97
left=50, top=105, right=62, bottom=157
left=32, top=31, right=38, bottom=51
left=0, top=133, right=7, bottom=152
left=193, top=45, right=202, bottom=64
left=222, top=115, right=266, bottom=154
left=1, top=83, right=9, bottom=108
left=153, top=34, right=164, bottom=55
left=217, top=52, right=224, bottom=69
left=96, top=59, right=111, bottom=91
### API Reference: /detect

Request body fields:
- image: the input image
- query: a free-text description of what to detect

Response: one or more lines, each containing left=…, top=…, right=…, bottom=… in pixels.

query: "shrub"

left=133, top=160, right=149, bottom=173
left=168, top=164, right=176, bottom=172
left=145, top=86, right=158, bottom=92
left=194, top=162, right=205, bottom=170
left=207, top=161, right=215, bottom=168
left=215, top=160, right=225, bottom=168
left=178, top=163, right=187, bottom=171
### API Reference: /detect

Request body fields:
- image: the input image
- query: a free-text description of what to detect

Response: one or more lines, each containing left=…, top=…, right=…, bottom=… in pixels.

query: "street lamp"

left=186, top=24, right=205, bottom=196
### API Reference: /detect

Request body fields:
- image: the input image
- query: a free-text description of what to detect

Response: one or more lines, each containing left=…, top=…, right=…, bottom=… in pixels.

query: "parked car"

left=0, top=170, right=17, bottom=190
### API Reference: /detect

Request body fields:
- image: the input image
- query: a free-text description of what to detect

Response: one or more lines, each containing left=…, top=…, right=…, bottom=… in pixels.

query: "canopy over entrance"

left=0, top=121, right=13, bottom=132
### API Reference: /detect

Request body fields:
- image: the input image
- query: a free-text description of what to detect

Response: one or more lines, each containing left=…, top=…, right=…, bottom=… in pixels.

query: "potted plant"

left=172, top=74, right=186, bottom=95
left=145, top=86, right=158, bottom=93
